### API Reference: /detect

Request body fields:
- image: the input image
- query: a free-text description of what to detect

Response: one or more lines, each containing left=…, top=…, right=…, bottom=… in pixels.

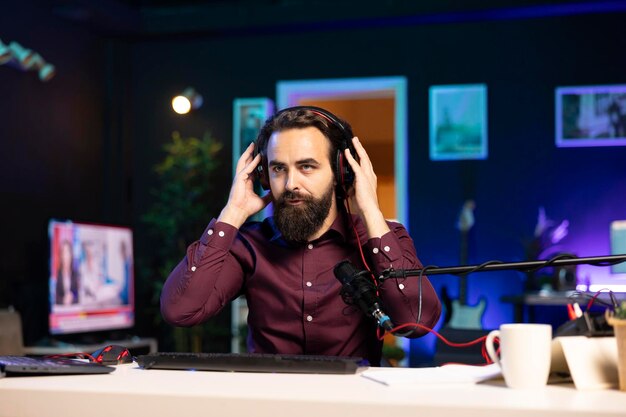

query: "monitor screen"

left=48, top=220, right=134, bottom=335
left=611, top=220, right=626, bottom=275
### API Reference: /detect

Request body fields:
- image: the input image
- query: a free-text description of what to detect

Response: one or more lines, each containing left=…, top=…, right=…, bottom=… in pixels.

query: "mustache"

left=278, top=190, right=310, bottom=203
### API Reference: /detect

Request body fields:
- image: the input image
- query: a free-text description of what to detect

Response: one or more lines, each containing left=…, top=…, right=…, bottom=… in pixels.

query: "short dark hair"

left=256, top=107, right=354, bottom=177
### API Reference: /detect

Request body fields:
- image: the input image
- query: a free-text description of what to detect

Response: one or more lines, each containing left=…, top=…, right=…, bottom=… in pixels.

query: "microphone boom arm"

left=379, top=254, right=626, bottom=280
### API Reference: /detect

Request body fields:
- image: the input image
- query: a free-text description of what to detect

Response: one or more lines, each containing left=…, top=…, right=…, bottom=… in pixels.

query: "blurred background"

left=1, top=0, right=625, bottom=366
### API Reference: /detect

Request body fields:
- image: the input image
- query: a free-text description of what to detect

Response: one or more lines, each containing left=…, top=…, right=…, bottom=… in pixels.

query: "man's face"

left=267, top=127, right=337, bottom=243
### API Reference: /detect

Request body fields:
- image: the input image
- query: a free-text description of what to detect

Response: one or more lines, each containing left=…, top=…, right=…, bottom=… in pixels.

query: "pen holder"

left=605, top=310, right=626, bottom=391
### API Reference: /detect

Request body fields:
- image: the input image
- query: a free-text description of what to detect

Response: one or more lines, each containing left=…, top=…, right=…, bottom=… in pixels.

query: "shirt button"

left=207, top=229, right=214, bottom=235
left=191, top=266, right=197, bottom=272
left=398, top=283, right=405, bottom=290
left=372, top=248, right=379, bottom=254
left=218, top=231, right=225, bottom=237
left=306, top=315, right=313, bottom=322
left=307, top=244, right=313, bottom=250
left=306, top=281, right=312, bottom=287
left=384, top=246, right=390, bottom=252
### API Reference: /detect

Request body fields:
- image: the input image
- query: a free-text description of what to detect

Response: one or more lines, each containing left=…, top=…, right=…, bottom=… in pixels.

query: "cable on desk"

left=584, top=288, right=617, bottom=311
left=45, top=352, right=97, bottom=362
left=379, top=321, right=494, bottom=365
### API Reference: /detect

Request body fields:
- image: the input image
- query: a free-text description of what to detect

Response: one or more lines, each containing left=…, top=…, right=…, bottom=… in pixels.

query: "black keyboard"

left=137, top=352, right=366, bottom=374
left=0, top=356, right=115, bottom=376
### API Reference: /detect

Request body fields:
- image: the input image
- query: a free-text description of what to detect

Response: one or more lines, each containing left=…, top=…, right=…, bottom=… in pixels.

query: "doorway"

left=276, top=76, right=408, bottom=227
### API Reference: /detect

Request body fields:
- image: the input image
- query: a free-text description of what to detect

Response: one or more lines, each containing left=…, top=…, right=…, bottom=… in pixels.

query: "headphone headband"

left=254, top=105, right=356, bottom=197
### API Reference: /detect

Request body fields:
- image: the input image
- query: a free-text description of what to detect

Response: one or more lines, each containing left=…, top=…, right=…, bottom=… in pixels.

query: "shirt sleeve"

left=160, top=218, right=250, bottom=327
left=364, top=221, right=442, bottom=337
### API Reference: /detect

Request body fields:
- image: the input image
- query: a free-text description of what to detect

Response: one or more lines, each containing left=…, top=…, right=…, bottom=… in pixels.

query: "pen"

left=573, top=302, right=583, bottom=318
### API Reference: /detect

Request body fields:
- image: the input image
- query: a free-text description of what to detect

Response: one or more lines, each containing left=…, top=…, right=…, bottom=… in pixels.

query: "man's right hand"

left=217, top=142, right=272, bottom=228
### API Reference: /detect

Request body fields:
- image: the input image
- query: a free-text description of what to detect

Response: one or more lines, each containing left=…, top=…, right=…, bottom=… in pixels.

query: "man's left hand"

left=344, top=137, right=390, bottom=238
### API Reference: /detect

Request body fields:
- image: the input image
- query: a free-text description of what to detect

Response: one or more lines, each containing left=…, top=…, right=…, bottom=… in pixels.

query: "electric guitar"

left=446, top=200, right=487, bottom=330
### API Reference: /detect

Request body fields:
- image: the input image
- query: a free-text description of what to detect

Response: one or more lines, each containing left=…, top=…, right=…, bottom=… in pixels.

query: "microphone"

left=333, top=260, right=394, bottom=331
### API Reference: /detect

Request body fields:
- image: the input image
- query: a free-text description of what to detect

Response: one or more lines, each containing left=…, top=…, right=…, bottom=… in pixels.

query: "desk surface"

left=2, top=363, right=626, bottom=417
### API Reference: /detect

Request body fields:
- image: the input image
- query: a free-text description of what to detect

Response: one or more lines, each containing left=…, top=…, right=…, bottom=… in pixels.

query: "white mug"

left=486, top=323, right=552, bottom=389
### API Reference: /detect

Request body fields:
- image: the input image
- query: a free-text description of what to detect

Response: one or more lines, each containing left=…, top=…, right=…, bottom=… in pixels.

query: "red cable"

left=45, top=352, right=97, bottom=362
left=344, top=197, right=381, bottom=300
left=341, top=167, right=492, bottom=365
left=344, top=198, right=373, bottom=273
left=379, top=322, right=496, bottom=365
left=586, top=288, right=611, bottom=311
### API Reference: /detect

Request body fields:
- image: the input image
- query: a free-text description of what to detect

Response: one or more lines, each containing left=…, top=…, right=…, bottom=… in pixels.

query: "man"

left=160, top=107, right=441, bottom=366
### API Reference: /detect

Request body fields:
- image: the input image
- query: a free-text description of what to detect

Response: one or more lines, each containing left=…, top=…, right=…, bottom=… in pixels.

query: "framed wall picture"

left=429, top=84, right=488, bottom=161
left=232, top=98, right=274, bottom=174
left=556, top=85, right=626, bottom=147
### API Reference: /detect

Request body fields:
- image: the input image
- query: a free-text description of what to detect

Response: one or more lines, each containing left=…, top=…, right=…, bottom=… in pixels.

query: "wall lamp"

left=0, top=39, right=56, bottom=82
left=172, top=87, right=203, bottom=115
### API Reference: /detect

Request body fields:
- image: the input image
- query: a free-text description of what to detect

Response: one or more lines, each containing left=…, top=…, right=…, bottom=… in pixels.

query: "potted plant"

left=606, top=301, right=626, bottom=391
left=141, top=130, right=229, bottom=353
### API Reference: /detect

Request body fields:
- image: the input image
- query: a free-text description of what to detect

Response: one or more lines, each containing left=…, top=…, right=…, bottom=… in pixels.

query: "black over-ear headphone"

left=253, top=106, right=357, bottom=198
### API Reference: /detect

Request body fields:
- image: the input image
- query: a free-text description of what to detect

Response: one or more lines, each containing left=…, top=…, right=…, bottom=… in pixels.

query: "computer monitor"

left=48, top=220, right=134, bottom=335
left=611, top=220, right=626, bottom=275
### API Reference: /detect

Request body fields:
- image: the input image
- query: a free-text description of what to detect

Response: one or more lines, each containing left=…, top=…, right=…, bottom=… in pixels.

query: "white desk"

left=1, top=364, right=626, bottom=417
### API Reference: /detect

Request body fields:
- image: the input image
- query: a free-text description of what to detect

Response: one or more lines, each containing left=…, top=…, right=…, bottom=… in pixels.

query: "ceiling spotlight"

left=0, top=39, right=56, bottom=82
left=29, top=53, right=56, bottom=82
left=8, top=41, right=34, bottom=69
left=24, top=52, right=44, bottom=70
left=39, top=62, right=56, bottom=82
left=172, top=87, right=203, bottom=115
left=17, top=52, right=56, bottom=82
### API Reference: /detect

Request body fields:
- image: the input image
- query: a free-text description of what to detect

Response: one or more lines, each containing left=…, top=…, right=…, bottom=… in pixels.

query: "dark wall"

left=0, top=2, right=109, bottom=343
left=2, top=2, right=625, bottom=358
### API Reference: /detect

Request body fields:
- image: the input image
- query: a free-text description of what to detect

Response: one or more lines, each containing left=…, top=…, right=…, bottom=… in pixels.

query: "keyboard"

left=0, top=356, right=116, bottom=376
left=137, top=352, right=366, bottom=374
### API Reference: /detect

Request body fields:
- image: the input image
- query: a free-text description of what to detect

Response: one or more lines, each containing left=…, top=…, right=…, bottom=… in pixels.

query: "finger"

left=235, top=142, right=256, bottom=173
left=344, top=147, right=361, bottom=173
left=352, top=136, right=365, bottom=152
left=351, top=137, right=373, bottom=170
left=346, top=146, right=377, bottom=191
left=242, top=153, right=262, bottom=177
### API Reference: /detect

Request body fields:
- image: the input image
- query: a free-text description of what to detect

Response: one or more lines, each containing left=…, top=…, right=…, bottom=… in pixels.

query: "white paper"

left=361, top=363, right=501, bottom=386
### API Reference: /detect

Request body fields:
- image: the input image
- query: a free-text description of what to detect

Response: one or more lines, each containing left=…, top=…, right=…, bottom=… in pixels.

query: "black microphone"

left=333, top=260, right=394, bottom=331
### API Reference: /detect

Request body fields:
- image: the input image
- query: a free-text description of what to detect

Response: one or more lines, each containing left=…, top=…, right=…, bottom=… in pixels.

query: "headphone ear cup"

left=335, top=148, right=355, bottom=196
left=252, top=143, right=270, bottom=190
left=259, top=154, right=270, bottom=190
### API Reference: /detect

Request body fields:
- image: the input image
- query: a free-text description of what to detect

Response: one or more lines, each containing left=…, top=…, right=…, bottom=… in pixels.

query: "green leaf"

left=139, top=130, right=227, bottom=351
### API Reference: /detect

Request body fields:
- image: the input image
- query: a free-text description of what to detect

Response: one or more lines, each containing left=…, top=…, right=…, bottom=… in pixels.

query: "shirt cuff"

left=199, top=218, right=238, bottom=250
left=366, top=230, right=402, bottom=266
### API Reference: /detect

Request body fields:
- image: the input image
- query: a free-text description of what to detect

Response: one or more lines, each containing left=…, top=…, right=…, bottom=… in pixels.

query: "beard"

left=274, top=184, right=334, bottom=244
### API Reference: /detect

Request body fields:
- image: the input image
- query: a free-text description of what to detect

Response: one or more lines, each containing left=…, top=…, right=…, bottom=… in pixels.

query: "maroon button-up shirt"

left=160, top=213, right=441, bottom=366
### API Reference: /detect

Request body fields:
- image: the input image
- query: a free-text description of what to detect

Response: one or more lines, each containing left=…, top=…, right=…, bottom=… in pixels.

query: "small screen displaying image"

left=48, top=220, right=134, bottom=335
